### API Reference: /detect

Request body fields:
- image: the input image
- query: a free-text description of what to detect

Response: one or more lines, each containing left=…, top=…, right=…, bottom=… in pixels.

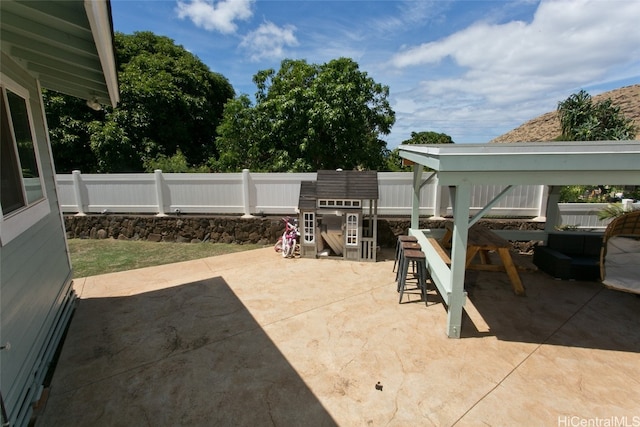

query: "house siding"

left=1, top=53, right=74, bottom=426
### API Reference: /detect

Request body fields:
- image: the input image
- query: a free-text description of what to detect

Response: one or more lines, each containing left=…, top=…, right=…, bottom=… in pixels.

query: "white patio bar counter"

left=398, top=141, right=640, bottom=338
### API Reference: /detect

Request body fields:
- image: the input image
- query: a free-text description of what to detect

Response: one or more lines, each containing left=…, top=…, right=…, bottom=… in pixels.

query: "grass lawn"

left=67, top=239, right=265, bottom=278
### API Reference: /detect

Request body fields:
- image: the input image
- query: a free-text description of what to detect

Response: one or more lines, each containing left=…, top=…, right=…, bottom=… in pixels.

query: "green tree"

left=213, top=94, right=265, bottom=171
left=43, top=91, right=103, bottom=172
left=213, top=58, right=395, bottom=172
left=403, top=131, right=453, bottom=145
left=44, top=31, right=234, bottom=172
left=557, top=89, right=636, bottom=141
left=143, top=149, right=209, bottom=173
left=556, top=89, right=637, bottom=203
left=384, top=131, right=454, bottom=171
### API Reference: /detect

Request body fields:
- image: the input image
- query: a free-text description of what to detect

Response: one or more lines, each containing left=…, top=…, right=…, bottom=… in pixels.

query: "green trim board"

left=399, top=141, right=640, bottom=338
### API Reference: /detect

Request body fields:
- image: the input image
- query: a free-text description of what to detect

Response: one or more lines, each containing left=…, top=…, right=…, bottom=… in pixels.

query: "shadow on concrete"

left=457, top=264, right=640, bottom=353
left=39, top=277, right=337, bottom=426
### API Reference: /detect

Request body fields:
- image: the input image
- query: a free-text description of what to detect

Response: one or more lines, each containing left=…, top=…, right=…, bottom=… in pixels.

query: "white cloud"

left=372, top=0, right=447, bottom=33
left=392, top=0, right=640, bottom=91
left=240, top=21, right=298, bottom=61
left=305, top=29, right=367, bottom=63
left=385, top=0, right=640, bottom=144
left=176, top=0, right=254, bottom=34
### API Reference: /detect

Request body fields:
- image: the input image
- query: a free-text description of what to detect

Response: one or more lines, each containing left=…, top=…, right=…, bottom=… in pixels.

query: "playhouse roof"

left=298, top=181, right=318, bottom=210
left=316, top=170, right=378, bottom=199
left=298, top=170, right=379, bottom=210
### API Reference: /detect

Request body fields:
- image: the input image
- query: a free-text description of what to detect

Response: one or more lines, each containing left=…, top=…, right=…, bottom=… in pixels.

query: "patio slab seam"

left=452, top=285, right=606, bottom=425
left=255, top=280, right=396, bottom=329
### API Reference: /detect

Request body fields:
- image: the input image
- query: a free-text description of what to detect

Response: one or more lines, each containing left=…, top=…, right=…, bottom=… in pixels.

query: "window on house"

left=1, top=87, right=43, bottom=216
left=303, top=212, right=315, bottom=243
left=1, top=81, right=48, bottom=245
left=346, top=213, right=358, bottom=246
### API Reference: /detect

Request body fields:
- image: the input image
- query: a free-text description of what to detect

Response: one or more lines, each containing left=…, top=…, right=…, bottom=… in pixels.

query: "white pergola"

left=399, top=141, right=640, bottom=338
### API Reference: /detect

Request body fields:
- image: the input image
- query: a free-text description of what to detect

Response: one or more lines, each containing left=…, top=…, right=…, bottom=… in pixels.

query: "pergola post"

left=544, top=185, right=563, bottom=233
left=447, top=184, right=471, bottom=338
left=411, top=165, right=423, bottom=229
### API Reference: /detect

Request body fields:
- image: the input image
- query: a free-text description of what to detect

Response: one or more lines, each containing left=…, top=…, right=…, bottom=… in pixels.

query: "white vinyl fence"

left=57, top=170, right=636, bottom=229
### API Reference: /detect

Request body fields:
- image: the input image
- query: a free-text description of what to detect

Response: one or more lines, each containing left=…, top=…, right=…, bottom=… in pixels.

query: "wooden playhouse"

left=298, top=170, right=379, bottom=262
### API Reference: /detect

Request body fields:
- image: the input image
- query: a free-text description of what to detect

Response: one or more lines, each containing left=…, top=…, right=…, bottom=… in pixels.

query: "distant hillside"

left=491, top=84, right=640, bottom=143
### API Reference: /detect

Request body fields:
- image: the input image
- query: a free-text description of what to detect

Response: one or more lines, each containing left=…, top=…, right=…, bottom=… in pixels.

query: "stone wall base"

left=64, top=215, right=545, bottom=252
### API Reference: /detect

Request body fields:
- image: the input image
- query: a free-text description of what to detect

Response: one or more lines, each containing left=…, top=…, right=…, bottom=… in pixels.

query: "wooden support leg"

left=465, top=246, right=479, bottom=269
left=478, top=249, right=491, bottom=265
left=498, top=248, right=526, bottom=296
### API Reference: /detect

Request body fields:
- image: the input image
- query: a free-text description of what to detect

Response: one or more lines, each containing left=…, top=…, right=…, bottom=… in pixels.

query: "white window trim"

left=345, top=213, right=359, bottom=247
left=1, top=74, right=50, bottom=246
left=303, top=212, right=315, bottom=244
left=0, top=199, right=50, bottom=245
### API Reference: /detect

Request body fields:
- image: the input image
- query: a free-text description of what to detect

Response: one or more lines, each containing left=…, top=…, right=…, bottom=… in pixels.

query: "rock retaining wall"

left=64, top=215, right=545, bottom=252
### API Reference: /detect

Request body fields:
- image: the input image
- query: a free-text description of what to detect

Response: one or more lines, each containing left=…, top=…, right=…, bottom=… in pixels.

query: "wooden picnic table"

left=441, top=222, right=526, bottom=296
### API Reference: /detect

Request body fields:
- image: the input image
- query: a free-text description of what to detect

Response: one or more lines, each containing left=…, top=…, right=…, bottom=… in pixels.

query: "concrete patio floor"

left=37, top=247, right=640, bottom=426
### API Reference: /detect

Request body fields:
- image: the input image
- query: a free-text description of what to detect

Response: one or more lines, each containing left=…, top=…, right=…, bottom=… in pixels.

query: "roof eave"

left=0, top=0, right=119, bottom=108
left=84, top=0, right=119, bottom=107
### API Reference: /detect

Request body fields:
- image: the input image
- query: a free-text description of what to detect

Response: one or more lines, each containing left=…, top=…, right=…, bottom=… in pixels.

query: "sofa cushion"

left=534, top=232, right=604, bottom=281
left=583, top=234, right=604, bottom=257
left=547, top=233, right=585, bottom=256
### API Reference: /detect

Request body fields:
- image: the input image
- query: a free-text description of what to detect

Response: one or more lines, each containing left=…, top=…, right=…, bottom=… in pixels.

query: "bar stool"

left=395, top=241, right=422, bottom=283
left=398, top=249, right=428, bottom=304
left=393, top=235, right=418, bottom=273
left=396, top=242, right=424, bottom=289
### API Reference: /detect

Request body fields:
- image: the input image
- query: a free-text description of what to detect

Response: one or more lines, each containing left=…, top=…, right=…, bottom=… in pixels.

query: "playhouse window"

left=317, top=199, right=360, bottom=208
left=303, top=212, right=315, bottom=243
left=346, top=213, right=358, bottom=246
left=1, top=80, right=49, bottom=245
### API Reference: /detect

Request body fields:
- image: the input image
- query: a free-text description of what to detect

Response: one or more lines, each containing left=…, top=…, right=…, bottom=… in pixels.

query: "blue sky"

left=111, top=0, right=640, bottom=148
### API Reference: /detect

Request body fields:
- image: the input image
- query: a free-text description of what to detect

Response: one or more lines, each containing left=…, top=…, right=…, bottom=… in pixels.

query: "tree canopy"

left=44, top=31, right=234, bottom=172
left=384, top=131, right=454, bottom=171
left=213, top=58, right=395, bottom=172
left=43, top=92, right=104, bottom=173
left=402, top=131, right=454, bottom=145
left=556, top=89, right=637, bottom=203
left=557, top=89, right=636, bottom=141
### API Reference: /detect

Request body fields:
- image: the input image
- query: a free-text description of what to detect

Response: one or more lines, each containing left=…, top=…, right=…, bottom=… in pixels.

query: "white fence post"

left=71, top=170, right=85, bottom=215
left=242, top=169, right=253, bottom=218
left=154, top=169, right=166, bottom=216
